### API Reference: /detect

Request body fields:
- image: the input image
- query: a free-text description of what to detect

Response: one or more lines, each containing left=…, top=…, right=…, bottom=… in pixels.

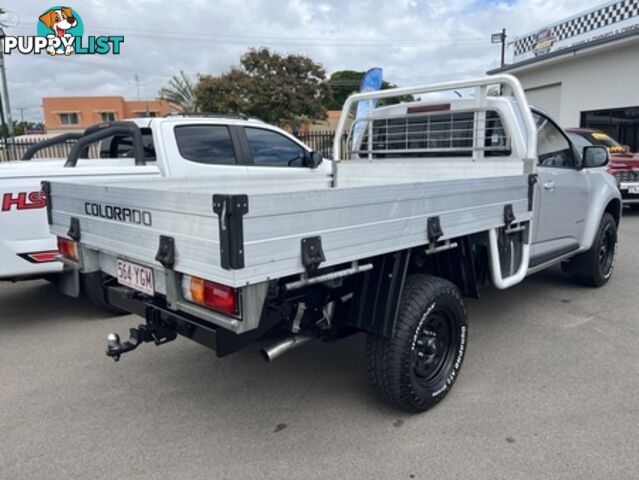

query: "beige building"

left=42, top=96, right=175, bottom=134
left=308, top=110, right=349, bottom=132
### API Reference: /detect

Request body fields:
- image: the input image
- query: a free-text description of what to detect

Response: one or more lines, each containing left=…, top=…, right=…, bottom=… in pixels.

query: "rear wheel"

left=571, top=213, right=618, bottom=287
left=82, top=273, right=127, bottom=315
left=366, top=275, right=468, bottom=413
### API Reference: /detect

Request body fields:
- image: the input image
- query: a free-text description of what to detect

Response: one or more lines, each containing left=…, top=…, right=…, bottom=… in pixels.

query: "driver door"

left=531, top=112, right=590, bottom=267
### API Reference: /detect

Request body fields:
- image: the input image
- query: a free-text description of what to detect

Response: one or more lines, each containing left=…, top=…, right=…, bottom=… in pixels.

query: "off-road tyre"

left=571, top=213, right=618, bottom=287
left=366, top=274, right=468, bottom=413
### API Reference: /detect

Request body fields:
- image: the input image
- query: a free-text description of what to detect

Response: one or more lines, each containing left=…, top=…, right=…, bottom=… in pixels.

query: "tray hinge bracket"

left=67, top=217, right=81, bottom=241
left=528, top=174, right=538, bottom=211
left=155, top=235, right=175, bottom=269
left=213, top=194, right=249, bottom=270
left=41, top=181, right=52, bottom=225
left=503, top=203, right=515, bottom=227
left=301, top=236, right=325, bottom=274
left=427, top=216, right=443, bottom=243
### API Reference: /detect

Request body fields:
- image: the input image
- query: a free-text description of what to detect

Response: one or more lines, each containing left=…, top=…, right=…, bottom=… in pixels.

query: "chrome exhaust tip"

left=260, top=335, right=312, bottom=362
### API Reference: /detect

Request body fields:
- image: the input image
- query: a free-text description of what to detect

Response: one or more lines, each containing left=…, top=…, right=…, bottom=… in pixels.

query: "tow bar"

left=106, top=323, right=177, bottom=361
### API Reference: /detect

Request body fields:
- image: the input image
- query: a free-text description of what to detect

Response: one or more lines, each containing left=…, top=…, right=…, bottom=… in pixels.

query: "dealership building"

left=489, top=0, right=639, bottom=152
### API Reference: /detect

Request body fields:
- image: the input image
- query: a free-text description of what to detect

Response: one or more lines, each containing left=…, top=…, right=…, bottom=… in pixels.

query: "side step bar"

left=487, top=226, right=530, bottom=290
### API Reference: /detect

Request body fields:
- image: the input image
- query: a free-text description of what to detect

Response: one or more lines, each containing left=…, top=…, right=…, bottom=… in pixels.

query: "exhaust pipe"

left=261, top=335, right=312, bottom=362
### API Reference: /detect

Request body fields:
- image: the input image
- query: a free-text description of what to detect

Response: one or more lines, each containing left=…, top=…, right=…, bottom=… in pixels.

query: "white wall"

left=510, top=38, right=639, bottom=128
left=524, top=83, right=562, bottom=120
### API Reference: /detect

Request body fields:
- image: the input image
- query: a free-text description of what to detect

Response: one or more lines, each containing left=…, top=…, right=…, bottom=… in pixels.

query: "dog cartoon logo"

left=3, top=6, right=122, bottom=56
left=37, top=6, right=83, bottom=55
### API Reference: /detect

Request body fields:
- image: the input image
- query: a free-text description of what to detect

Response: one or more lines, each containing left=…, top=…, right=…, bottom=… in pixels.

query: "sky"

left=1, top=0, right=608, bottom=122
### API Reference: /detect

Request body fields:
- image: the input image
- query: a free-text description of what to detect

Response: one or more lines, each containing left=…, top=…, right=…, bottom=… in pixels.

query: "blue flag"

left=352, top=68, right=383, bottom=155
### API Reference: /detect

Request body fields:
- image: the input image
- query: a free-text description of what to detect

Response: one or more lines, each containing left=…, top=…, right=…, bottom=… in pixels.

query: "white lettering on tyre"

left=411, top=302, right=436, bottom=352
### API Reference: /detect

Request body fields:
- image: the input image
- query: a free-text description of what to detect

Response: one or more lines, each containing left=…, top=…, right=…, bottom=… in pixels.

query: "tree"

left=326, top=70, right=403, bottom=110
left=158, top=71, right=198, bottom=113
left=0, top=120, right=32, bottom=137
left=195, top=48, right=332, bottom=128
left=193, top=68, right=252, bottom=116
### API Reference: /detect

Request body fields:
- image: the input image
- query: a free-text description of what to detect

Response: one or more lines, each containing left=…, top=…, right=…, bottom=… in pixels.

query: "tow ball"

left=106, top=324, right=177, bottom=361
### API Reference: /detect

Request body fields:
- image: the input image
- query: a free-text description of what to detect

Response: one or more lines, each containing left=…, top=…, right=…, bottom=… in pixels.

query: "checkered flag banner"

left=513, top=0, right=639, bottom=60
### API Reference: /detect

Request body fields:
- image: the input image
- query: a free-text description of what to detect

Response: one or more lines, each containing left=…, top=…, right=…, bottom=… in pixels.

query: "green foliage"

left=326, top=70, right=404, bottom=110
left=158, top=71, right=198, bottom=113
left=0, top=121, right=38, bottom=137
left=195, top=48, right=332, bottom=128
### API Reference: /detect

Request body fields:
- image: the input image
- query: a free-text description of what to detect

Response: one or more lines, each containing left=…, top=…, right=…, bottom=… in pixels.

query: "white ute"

left=0, top=115, right=328, bottom=311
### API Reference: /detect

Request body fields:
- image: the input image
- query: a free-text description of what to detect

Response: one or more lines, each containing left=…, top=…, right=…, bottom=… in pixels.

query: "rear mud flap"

left=59, top=267, right=80, bottom=297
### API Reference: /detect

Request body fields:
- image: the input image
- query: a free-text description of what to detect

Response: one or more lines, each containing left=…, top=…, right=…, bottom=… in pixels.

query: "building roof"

left=488, top=28, right=639, bottom=75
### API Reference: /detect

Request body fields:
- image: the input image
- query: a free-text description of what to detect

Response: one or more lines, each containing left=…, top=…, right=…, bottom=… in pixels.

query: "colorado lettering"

left=84, top=203, right=152, bottom=226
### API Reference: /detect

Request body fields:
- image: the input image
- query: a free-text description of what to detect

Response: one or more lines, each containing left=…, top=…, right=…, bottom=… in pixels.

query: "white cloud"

left=1, top=0, right=605, bottom=122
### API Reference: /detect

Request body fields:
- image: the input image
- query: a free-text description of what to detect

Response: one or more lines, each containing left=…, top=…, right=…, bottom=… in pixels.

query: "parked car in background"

left=567, top=128, right=639, bottom=209
left=0, top=115, right=328, bottom=313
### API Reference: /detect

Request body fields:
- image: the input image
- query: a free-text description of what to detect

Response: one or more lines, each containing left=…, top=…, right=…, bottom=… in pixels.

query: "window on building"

left=245, top=127, right=306, bottom=166
left=174, top=125, right=236, bottom=165
left=100, top=112, right=116, bottom=122
left=581, top=107, right=639, bottom=154
left=59, top=112, right=79, bottom=125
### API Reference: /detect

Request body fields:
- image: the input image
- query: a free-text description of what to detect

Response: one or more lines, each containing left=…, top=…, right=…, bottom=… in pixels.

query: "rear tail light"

left=22, top=251, right=59, bottom=263
left=181, top=275, right=238, bottom=316
left=57, top=236, right=78, bottom=261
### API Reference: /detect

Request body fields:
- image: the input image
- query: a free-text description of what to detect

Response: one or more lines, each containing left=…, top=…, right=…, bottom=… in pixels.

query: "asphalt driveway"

left=1, top=212, right=638, bottom=480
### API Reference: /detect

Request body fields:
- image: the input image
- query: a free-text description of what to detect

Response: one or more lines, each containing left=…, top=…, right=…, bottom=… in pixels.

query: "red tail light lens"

left=182, top=275, right=238, bottom=316
left=57, top=236, right=78, bottom=261
left=26, top=251, right=59, bottom=263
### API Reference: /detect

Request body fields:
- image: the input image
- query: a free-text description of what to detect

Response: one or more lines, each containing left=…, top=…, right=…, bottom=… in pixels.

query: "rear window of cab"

left=174, top=125, right=236, bottom=165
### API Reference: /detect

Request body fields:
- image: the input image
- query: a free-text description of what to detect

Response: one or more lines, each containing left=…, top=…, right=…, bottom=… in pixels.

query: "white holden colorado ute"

left=0, top=116, right=327, bottom=312
left=48, top=75, right=621, bottom=412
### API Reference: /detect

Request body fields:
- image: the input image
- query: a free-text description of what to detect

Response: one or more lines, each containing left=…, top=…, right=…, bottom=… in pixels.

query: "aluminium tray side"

left=49, top=175, right=531, bottom=288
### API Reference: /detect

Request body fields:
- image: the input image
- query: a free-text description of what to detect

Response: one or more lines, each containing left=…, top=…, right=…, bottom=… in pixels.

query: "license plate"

left=116, top=259, right=154, bottom=296
left=629, top=186, right=639, bottom=194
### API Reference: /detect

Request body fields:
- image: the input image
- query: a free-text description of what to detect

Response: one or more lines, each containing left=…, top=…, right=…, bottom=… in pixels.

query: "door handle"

left=543, top=181, right=555, bottom=191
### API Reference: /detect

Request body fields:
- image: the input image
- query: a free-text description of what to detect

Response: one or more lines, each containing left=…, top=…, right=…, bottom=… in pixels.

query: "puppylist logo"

left=3, top=6, right=124, bottom=56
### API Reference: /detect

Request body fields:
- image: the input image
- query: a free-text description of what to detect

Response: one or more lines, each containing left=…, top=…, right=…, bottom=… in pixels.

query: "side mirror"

left=305, top=150, right=323, bottom=169
left=583, top=146, right=609, bottom=168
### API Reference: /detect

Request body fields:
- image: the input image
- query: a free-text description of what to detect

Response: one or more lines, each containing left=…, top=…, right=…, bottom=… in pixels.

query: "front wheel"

left=571, top=213, right=618, bottom=287
left=366, top=275, right=468, bottom=413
